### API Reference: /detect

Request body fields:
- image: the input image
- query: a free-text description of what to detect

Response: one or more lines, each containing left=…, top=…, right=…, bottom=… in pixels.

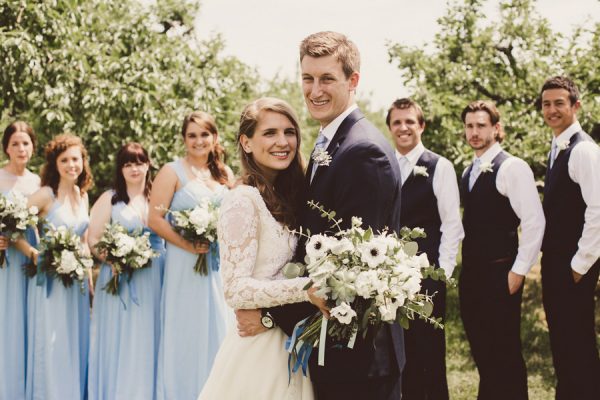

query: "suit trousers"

left=402, top=277, right=449, bottom=400
left=541, top=252, right=600, bottom=400
left=314, top=375, right=401, bottom=400
left=459, top=259, right=528, bottom=400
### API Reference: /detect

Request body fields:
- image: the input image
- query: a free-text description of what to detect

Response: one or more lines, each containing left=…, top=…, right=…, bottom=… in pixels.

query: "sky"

left=195, top=0, right=600, bottom=110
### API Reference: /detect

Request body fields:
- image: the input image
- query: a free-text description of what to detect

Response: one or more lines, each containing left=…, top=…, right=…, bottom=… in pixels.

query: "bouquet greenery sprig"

left=26, top=224, right=93, bottom=292
left=160, top=198, right=218, bottom=275
left=286, top=201, right=447, bottom=369
left=94, top=222, right=158, bottom=295
left=0, top=191, right=39, bottom=267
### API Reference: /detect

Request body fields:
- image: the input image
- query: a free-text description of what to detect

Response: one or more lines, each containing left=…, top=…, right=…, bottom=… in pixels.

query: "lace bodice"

left=218, top=185, right=309, bottom=309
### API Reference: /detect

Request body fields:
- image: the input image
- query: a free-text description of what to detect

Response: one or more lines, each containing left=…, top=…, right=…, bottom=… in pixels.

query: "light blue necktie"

left=468, top=158, right=481, bottom=191
left=398, top=156, right=410, bottom=185
left=549, top=141, right=558, bottom=168
left=310, top=132, right=328, bottom=182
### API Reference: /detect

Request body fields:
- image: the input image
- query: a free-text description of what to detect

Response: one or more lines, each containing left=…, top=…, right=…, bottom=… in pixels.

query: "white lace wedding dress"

left=198, top=185, right=314, bottom=400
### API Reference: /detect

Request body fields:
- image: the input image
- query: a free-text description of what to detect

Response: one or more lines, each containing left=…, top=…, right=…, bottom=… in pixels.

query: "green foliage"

left=387, top=0, right=600, bottom=181
left=0, top=0, right=258, bottom=199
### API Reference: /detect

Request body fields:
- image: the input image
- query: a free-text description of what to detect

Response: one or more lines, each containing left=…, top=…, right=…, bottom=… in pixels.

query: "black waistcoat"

left=542, top=132, right=588, bottom=257
left=460, top=151, right=520, bottom=264
left=400, top=149, right=442, bottom=265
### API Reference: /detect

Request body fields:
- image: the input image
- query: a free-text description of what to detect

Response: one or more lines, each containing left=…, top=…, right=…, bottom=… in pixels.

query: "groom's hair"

left=300, top=31, right=360, bottom=79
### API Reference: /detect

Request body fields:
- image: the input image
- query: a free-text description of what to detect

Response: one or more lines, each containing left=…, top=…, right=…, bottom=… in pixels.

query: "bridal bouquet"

left=286, top=202, right=445, bottom=369
left=94, top=223, right=158, bottom=295
left=30, top=225, right=93, bottom=292
left=162, top=198, right=219, bottom=275
left=0, top=191, right=39, bottom=267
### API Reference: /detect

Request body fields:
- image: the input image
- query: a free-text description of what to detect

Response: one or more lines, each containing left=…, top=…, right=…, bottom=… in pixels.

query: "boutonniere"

left=556, top=140, right=569, bottom=152
left=413, top=165, right=429, bottom=177
left=312, top=147, right=332, bottom=167
left=479, top=161, right=493, bottom=173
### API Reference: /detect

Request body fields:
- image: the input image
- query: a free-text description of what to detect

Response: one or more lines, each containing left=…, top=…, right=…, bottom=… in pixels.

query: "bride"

left=198, top=97, right=315, bottom=399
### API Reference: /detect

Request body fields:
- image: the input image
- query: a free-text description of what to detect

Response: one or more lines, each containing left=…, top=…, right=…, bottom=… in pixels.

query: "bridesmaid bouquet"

left=94, top=223, right=158, bottom=295
left=286, top=202, right=446, bottom=370
left=0, top=191, right=39, bottom=267
left=162, top=198, right=219, bottom=275
left=30, top=225, right=94, bottom=292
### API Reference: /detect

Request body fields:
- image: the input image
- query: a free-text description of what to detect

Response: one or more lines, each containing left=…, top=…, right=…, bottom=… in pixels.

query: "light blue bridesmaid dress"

left=156, top=159, right=228, bottom=400
left=25, top=193, right=90, bottom=400
left=88, top=197, right=165, bottom=400
left=0, top=186, right=38, bottom=400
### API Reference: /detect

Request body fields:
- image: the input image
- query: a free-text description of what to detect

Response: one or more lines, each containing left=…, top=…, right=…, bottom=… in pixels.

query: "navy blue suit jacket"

left=269, top=108, right=405, bottom=384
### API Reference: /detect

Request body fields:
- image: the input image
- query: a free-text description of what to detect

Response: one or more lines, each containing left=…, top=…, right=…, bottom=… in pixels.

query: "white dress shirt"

left=462, top=142, right=545, bottom=275
left=319, top=103, right=358, bottom=143
left=397, top=143, right=465, bottom=278
left=551, top=121, right=600, bottom=275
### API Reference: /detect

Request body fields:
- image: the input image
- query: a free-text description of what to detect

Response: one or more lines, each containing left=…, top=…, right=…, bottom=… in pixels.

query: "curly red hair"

left=41, top=134, right=93, bottom=194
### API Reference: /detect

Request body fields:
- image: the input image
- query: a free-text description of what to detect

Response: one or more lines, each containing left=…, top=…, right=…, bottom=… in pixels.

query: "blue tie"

left=468, top=158, right=481, bottom=191
left=550, top=141, right=558, bottom=168
left=398, top=156, right=410, bottom=185
left=310, top=132, right=328, bottom=182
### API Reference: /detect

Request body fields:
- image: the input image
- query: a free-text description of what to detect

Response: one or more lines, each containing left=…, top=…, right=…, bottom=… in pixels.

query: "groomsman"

left=538, top=76, right=600, bottom=399
left=386, top=98, right=463, bottom=400
left=459, top=100, right=545, bottom=400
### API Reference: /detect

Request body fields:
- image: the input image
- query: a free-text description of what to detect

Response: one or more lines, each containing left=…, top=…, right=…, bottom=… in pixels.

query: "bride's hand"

left=308, top=287, right=330, bottom=319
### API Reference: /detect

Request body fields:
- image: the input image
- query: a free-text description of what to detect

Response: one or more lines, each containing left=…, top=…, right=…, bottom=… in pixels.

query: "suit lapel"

left=311, top=108, right=365, bottom=185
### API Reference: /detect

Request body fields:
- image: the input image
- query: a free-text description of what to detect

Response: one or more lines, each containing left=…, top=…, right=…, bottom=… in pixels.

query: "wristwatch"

left=260, top=310, right=275, bottom=329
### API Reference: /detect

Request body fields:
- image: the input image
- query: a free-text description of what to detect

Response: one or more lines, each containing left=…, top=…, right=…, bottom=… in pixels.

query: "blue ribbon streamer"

left=209, top=242, right=220, bottom=272
left=286, top=316, right=311, bottom=380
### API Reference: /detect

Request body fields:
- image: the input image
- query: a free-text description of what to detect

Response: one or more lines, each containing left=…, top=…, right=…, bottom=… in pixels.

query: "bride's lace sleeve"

left=218, top=189, right=310, bottom=309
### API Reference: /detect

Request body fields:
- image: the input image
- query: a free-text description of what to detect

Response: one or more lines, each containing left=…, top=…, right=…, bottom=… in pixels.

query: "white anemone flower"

left=330, top=302, right=357, bottom=325
left=305, top=234, right=332, bottom=262
left=358, top=238, right=389, bottom=268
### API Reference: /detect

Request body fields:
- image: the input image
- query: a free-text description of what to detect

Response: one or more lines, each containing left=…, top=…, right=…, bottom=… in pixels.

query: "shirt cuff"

left=571, top=253, right=595, bottom=275
left=510, top=260, right=531, bottom=276
left=439, top=262, right=455, bottom=280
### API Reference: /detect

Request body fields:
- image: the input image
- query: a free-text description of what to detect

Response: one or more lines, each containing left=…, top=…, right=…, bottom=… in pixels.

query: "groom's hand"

left=235, top=309, right=267, bottom=337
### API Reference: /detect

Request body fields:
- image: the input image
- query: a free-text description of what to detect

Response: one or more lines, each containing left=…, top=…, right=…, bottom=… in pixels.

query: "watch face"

left=261, top=316, right=274, bottom=329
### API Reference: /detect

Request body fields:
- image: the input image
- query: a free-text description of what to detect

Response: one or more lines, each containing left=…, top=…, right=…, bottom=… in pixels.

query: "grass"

left=445, top=264, right=600, bottom=399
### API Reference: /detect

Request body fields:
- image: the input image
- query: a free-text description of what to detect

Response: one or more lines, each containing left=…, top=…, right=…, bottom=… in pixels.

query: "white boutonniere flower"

left=413, top=165, right=429, bottom=177
left=312, top=147, right=332, bottom=167
left=556, top=140, right=570, bottom=152
left=479, top=161, right=493, bottom=173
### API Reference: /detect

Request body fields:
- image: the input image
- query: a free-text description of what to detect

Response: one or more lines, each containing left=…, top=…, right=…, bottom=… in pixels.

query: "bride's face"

left=240, top=110, right=298, bottom=183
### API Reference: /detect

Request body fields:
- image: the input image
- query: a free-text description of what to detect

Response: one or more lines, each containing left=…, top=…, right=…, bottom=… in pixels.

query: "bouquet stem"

left=0, top=250, right=5, bottom=268
left=103, top=274, right=120, bottom=295
left=194, top=253, right=208, bottom=275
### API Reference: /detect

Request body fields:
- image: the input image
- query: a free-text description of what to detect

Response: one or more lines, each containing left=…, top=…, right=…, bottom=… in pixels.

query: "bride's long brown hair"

left=238, top=98, right=306, bottom=228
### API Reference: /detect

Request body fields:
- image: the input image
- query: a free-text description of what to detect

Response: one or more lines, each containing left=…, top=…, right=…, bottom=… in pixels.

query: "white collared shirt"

left=551, top=121, right=600, bottom=275
left=463, top=142, right=545, bottom=276
left=396, top=143, right=464, bottom=278
left=319, top=103, right=358, bottom=144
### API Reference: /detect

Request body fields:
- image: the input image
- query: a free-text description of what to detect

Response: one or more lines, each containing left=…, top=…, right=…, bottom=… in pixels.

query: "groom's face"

left=301, top=54, right=359, bottom=128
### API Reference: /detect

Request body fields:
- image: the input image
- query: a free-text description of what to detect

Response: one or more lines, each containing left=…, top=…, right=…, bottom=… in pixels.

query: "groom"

left=236, top=31, right=404, bottom=399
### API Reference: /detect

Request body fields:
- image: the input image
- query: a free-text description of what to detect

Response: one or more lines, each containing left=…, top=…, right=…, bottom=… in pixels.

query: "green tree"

left=0, top=0, right=258, bottom=198
left=387, top=0, right=600, bottom=181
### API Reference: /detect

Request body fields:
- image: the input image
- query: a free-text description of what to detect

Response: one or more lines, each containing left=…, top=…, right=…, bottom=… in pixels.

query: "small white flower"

left=413, top=165, right=429, bottom=177
left=330, top=237, right=354, bottom=255
left=479, top=161, right=493, bottom=173
left=330, top=302, right=357, bottom=325
left=358, top=238, right=389, bottom=269
left=556, top=140, right=570, bottom=152
left=378, top=301, right=400, bottom=322
left=312, top=148, right=332, bottom=167
left=56, top=250, right=78, bottom=274
left=305, top=234, right=332, bottom=262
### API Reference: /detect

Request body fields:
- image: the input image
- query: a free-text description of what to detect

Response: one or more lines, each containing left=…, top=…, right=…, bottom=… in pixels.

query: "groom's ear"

left=348, top=71, right=360, bottom=91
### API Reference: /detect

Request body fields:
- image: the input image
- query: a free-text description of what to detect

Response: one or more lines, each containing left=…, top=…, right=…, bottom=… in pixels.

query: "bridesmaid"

left=24, top=134, right=93, bottom=400
left=0, top=122, right=40, bottom=400
left=150, top=111, right=233, bottom=400
left=87, top=143, right=165, bottom=400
